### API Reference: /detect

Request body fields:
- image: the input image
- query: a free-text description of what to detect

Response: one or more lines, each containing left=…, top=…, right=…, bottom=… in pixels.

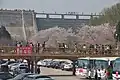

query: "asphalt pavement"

left=40, top=67, right=87, bottom=80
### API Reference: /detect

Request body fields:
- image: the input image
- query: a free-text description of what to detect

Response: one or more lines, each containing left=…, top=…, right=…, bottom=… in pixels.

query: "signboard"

left=16, top=47, right=32, bottom=54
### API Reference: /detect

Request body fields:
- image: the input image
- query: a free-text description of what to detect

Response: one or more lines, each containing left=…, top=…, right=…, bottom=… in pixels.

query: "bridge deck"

left=36, top=13, right=101, bottom=16
left=0, top=46, right=119, bottom=60
left=0, top=53, right=119, bottom=60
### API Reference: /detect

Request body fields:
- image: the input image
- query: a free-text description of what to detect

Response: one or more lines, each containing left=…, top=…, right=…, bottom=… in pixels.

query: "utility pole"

left=21, top=10, right=27, bottom=41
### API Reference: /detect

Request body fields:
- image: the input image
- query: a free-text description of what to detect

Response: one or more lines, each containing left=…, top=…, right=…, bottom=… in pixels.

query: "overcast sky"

left=0, top=0, right=119, bottom=13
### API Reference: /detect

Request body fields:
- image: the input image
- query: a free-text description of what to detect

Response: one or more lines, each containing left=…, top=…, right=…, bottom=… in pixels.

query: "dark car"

left=9, top=73, right=34, bottom=80
left=50, top=61, right=58, bottom=68
left=23, top=74, right=54, bottom=80
left=57, top=61, right=67, bottom=69
left=13, top=66, right=29, bottom=75
left=0, top=65, right=9, bottom=72
left=0, top=72, right=14, bottom=80
left=0, top=60, right=7, bottom=64
left=46, top=61, right=52, bottom=68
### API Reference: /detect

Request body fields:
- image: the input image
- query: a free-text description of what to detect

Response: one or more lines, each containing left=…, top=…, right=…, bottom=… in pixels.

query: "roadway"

left=40, top=67, right=87, bottom=80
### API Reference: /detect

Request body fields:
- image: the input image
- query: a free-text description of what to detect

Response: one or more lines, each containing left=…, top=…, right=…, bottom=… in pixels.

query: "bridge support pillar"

left=34, top=58, right=37, bottom=73
left=76, top=15, right=79, bottom=19
left=27, top=59, right=30, bottom=72
left=72, top=59, right=77, bottom=76
left=31, top=61, right=34, bottom=73
left=61, top=14, right=64, bottom=19
left=46, top=14, right=49, bottom=19
left=30, top=56, right=37, bottom=73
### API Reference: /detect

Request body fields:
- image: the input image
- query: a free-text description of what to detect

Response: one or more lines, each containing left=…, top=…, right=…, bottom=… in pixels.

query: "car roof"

left=20, top=73, right=34, bottom=75
left=28, top=75, right=51, bottom=78
left=0, top=72, right=10, bottom=73
left=28, top=74, right=41, bottom=77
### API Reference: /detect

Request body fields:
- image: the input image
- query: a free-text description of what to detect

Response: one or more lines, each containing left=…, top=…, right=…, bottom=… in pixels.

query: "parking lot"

left=41, top=67, right=85, bottom=80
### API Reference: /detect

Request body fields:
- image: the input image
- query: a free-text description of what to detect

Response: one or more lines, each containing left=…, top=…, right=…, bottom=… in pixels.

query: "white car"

left=63, top=62, right=73, bottom=71
left=10, top=63, right=28, bottom=71
left=37, top=60, right=44, bottom=66
left=37, top=60, right=47, bottom=67
left=9, top=63, right=20, bottom=69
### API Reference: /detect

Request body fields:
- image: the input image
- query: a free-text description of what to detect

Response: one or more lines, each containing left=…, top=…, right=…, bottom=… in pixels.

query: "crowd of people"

left=15, top=41, right=120, bottom=55
left=15, top=41, right=46, bottom=53
left=77, top=44, right=114, bottom=54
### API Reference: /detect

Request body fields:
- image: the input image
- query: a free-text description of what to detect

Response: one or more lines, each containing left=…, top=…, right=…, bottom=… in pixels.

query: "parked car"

left=0, top=65, right=9, bottom=72
left=53, top=61, right=62, bottom=69
left=37, top=60, right=47, bottom=67
left=46, top=61, right=52, bottom=68
left=61, top=62, right=73, bottom=71
left=0, top=60, right=7, bottom=64
left=23, top=74, right=54, bottom=80
left=50, top=61, right=58, bottom=68
left=9, top=63, right=20, bottom=70
left=0, top=72, right=14, bottom=80
left=1, top=61, right=16, bottom=69
left=10, top=63, right=28, bottom=71
left=12, top=63, right=29, bottom=75
left=8, top=73, right=35, bottom=80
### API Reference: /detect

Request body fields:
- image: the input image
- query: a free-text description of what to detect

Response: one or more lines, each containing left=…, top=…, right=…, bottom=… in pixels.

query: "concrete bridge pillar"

left=90, top=13, right=93, bottom=19
left=71, top=59, right=77, bottom=76
left=61, top=14, right=64, bottom=19
left=76, top=15, right=79, bottom=19
left=46, top=14, right=49, bottom=19
left=30, top=56, right=38, bottom=73
left=27, top=59, right=30, bottom=70
left=31, top=61, right=34, bottom=73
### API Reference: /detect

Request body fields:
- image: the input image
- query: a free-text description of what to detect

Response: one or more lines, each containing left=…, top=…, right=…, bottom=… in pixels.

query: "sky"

left=0, top=0, right=119, bottom=14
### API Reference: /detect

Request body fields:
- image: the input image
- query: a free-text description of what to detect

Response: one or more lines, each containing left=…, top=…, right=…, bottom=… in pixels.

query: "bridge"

left=35, top=12, right=101, bottom=30
left=0, top=46, right=119, bottom=74
left=36, top=12, right=101, bottom=19
left=0, top=46, right=119, bottom=60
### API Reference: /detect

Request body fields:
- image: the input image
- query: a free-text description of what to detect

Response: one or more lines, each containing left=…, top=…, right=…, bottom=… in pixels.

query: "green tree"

left=90, top=3, right=120, bottom=26
left=114, top=21, right=120, bottom=42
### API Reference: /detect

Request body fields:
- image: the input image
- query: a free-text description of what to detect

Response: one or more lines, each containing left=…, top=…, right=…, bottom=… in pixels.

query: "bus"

left=112, top=57, right=120, bottom=80
left=75, top=57, right=117, bottom=79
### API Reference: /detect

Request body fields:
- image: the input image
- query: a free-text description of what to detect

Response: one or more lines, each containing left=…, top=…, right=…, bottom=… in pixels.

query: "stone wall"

left=0, top=9, right=37, bottom=41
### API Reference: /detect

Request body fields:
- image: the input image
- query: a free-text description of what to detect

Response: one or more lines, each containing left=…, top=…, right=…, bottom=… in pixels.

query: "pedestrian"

left=97, top=69, right=101, bottom=80
left=100, top=66, right=105, bottom=80
left=37, top=67, right=40, bottom=74
left=106, top=63, right=113, bottom=80
left=95, top=69, right=98, bottom=80
left=25, top=67, right=29, bottom=73
left=36, top=42, right=40, bottom=53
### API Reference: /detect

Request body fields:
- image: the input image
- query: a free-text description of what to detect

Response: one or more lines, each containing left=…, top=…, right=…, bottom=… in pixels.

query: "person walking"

left=37, top=66, right=40, bottom=74
left=97, top=69, right=101, bottom=80
left=106, top=64, right=113, bottom=80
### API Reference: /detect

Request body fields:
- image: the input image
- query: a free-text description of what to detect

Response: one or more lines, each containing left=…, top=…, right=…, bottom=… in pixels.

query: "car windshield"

left=19, top=66, right=27, bottom=69
left=113, top=61, right=120, bottom=72
left=77, top=59, right=89, bottom=68
left=95, top=60, right=108, bottom=69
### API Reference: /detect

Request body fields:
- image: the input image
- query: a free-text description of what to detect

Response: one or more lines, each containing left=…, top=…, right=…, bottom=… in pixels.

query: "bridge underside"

left=0, top=53, right=119, bottom=60
left=36, top=18, right=89, bottom=30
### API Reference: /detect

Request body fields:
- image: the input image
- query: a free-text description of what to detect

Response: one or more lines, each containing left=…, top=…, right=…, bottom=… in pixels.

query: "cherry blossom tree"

left=31, top=24, right=116, bottom=47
